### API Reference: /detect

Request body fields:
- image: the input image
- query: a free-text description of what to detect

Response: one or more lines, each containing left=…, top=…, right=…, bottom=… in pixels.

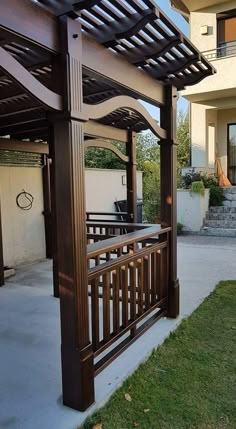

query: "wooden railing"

left=86, top=221, right=149, bottom=245
left=87, top=225, right=170, bottom=374
left=86, top=211, right=129, bottom=222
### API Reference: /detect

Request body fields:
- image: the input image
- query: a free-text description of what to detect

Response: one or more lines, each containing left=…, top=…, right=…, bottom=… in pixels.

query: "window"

left=228, top=124, right=236, bottom=185
left=218, top=15, right=236, bottom=45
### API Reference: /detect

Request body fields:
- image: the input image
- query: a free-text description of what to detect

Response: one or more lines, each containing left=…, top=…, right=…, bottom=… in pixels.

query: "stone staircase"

left=201, top=188, right=236, bottom=237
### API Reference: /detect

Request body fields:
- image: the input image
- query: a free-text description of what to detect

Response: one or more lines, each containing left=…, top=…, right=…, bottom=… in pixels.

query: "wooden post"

left=42, top=155, right=53, bottom=259
left=49, top=17, right=94, bottom=411
left=160, top=85, right=179, bottom=318
left=126, top=131, right=137, bottom=223
left=0, top=199, right=4, bottom=287
left=48, top=142, right=60, bottom=299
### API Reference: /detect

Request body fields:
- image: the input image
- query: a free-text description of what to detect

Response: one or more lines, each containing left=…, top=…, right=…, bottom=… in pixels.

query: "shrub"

left=177, top=222, right=184, bottom=235
left=181, top=170, right=202, bottom=189
left=209, top=186, right=224, bottom=206
left=201, top=174, right=218, bottom=188
left=191, top=181, right=205, bottom=196
left=181, top=169, right=218, bottom=190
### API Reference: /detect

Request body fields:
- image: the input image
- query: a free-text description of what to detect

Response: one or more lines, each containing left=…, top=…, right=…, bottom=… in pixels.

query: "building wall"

left=190, top=11, right=216, bottom=52
left=191, top=105, right=236, bottom=174
left=183, top=2, right=236, bottom=101
left=0, top=167, right=143, bottom=267
left=0, top=166, right=46, bottom=267
left=217, top=108, right=236, bottom=174
left=85, top=168, right=143, bottom=213
left=177, top=189, right=210, bottom=231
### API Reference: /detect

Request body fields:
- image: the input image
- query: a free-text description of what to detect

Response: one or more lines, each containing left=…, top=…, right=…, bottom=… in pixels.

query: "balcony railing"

left=203, top=42, right=236, bottom=61
left=87, top=222, right=170, bottom=374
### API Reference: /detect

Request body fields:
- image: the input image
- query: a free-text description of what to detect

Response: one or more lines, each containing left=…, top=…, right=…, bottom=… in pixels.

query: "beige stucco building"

left=171, top=0, right=236, bottom=185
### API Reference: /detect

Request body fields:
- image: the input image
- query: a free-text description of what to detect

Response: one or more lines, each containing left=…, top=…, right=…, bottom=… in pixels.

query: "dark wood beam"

left=42, top=156, right=53, bottom=259
left=148, top=54, right=199, bottom=80
left=82, top=34, right=165, bottom=106
left=81, top=8, right=159, bottom=48
left=49, top=17, right=94, bottom=411
left=0, top=138, right=48, bottom=154
left=0, top=0, right=59, bottom=52
left=84, top=121, right=128, bottom=143
left=160, top=85, right=179, bottom=319
left=127, top=37, right=182, bottom=67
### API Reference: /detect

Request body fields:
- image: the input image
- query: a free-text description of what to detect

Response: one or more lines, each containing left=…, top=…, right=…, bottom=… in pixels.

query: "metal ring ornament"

left=16, top=190, right=34, bottom=211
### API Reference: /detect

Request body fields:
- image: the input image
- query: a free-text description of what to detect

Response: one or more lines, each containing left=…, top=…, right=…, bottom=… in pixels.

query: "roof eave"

left=170, top=1, right=190, bottom=22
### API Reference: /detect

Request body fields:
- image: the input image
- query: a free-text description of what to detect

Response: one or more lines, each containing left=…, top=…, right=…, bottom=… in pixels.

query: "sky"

left=141, top=0, right=189, bottom=119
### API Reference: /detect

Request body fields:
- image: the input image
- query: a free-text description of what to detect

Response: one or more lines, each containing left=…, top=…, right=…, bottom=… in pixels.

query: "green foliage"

left=84, top=111, right=191, bottom=223
left=182, top=169, right=218, bottom=190
left=177, top=222, right=184, bottom=235
left=181, top=169, right=224, bottom=206
left=177, top=111, right=190, bottom=186
left=191, top=181, right=205, bottom=196
left=209, top=186, right=225, bottom=206
left=82, top=281, right=236, bottom=429
left=84, top=142, right=126, bottom=170
left=136, top=132, right=160, bottom=223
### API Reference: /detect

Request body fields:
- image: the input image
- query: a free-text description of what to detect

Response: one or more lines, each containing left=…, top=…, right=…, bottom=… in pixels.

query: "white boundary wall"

left=0, top=167, right=143, bottom=267
left=177, top=189, right=209, bottom=232
left=85, top=168, right=143, bottom=213
left=0, top=166, right=46, bottom=267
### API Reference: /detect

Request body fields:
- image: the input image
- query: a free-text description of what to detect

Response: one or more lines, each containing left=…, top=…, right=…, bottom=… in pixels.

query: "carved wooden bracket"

left=84, top=139, right=129, bottom=163
left=83, top=96, right=166, bottom=140
left=0, top=47, right=62, bottom=111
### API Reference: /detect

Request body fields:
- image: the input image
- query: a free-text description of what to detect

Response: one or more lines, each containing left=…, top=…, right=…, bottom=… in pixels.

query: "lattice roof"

left=0, top=0, right=215, bottom=141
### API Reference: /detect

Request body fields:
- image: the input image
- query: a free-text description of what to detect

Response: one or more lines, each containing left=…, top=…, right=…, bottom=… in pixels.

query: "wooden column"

left=126, top=131, right=137, bottom=223
left=0, top=200, right=4, bottom=287
left=48, top=142, right=59, bottom=298
left=42, top=155, right=53, bottom=259
left=160, top=85, right=179, bottom=318
left=49, top=17, right=94, bottom=411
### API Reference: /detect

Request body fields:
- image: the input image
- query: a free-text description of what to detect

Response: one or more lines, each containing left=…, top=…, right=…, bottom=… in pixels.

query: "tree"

left=136, top=132, right=160, bottom=223
left=84, top=111, right=190, bottom=223
left=176, top=111, right=190, bottom=185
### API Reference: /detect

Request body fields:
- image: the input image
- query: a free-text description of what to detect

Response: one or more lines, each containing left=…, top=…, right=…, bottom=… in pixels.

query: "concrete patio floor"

left=0, top=236, right=235, bottom=429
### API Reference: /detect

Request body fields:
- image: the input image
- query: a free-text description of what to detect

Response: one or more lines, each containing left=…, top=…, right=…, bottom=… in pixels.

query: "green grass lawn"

left=81, top=281, right=236, bottom=429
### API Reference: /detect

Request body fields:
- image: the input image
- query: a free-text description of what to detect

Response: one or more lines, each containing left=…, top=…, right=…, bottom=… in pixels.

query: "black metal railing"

left=203, top=42, right=236, bottom=61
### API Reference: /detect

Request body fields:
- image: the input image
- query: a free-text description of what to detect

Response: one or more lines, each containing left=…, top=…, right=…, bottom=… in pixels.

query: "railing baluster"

left=156, top=249, right=161, bottom=300
left=144, top=255, right=150, bottom=310
left=112, top=270, right=120, bottom=335
left=91, top=278, right=99, bottom=351
left=103, top=272, right=110, bottom=342
left=130, top=261, right=137, bottom=337
left=121, top=265, right=128, bottom=327
left=137, top=258, right=144, bottom=315
left=151, top=252, right=157, bottom=305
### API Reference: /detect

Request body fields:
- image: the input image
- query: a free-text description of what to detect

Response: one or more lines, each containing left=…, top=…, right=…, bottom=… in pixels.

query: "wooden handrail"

left=88, top=240, right=167, bottom=281
left=86, top=221, right=157, bottom=229
left=87, top=211, right=128, bottom=216
left=87, top=225, right=171, bottom=259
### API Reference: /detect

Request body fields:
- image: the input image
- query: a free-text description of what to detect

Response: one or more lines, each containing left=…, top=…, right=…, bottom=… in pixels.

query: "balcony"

left=203, top=42, right=236, bottom=62
left=181, top=41, right=236, bottom=105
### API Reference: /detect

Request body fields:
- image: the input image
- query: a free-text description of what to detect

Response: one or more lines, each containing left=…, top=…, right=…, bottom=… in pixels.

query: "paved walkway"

left=0, top=236, right=235, bottom=429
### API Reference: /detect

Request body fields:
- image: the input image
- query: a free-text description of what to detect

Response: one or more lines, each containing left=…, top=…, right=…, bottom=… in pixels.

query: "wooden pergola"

left=0, top=0, right=215, bottom=412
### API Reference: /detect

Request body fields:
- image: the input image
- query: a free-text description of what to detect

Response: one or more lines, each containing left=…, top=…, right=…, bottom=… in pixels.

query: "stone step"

left=204, top=220, right=236, bottom=229
left=209, top=206, right=236, bottom=213
left=200, top=227, right=236, bottom=237
left=206, top=212, right=236, bottom=221
left=223, top=186, right=236, bottom=194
